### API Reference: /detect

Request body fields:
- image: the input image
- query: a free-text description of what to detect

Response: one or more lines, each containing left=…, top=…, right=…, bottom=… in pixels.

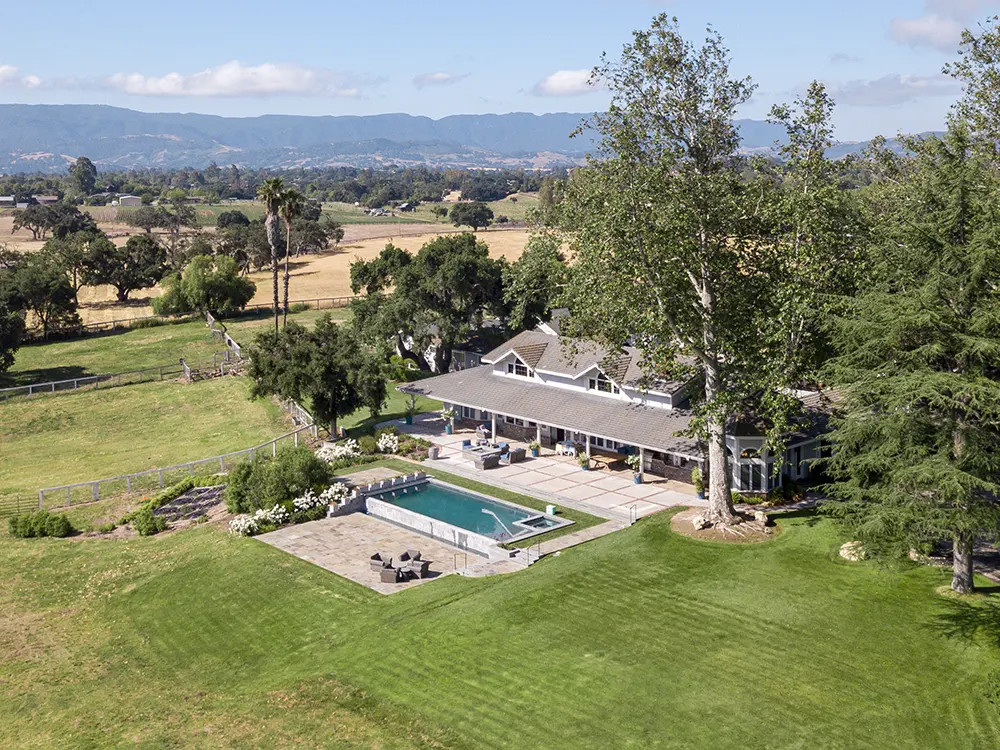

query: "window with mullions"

left=587, top=373, right=620, bottom=394
left=506, top=362, right=529, bottom=377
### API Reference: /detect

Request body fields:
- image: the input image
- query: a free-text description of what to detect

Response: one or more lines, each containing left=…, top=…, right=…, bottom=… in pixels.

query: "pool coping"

left=359, top=475, right=573, bottom=558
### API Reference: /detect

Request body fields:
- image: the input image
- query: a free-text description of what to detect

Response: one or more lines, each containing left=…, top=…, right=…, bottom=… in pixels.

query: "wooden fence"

left=0, top=352, right=234, bottom=403
left=27, top=296, right=359, bottom=342
left=35, top=423, right=319, bottom=511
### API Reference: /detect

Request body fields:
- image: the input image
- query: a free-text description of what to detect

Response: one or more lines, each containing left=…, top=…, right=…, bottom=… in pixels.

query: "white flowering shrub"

left=320, top=483, right=350, bottom=505
left=293, top=490, right=322, bottom=512
left=230, top=504, right=291, bottom=536
left=377, top=432, right=399, bottom=454
left=316, top=439, right=360, bottom=463
left=254, top=504, right=289, bottom=526
left=229, top=514, right=258, bottom=536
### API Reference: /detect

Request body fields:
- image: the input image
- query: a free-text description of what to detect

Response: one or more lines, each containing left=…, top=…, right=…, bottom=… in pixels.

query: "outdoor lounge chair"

left=508, top=447, right=526, bottom=463
left=379, top=567, right=401, bottom=584
left=461, top=439, right=472, bottom=449
left=482, top=453, right=501, bottom=470
left=407, top=559, right=431, bottom=579
left=498, top=442, right=509, bottom=454
left=369, top=553, right=392, bottom=572
left=406, top=549, right=421, bottom=561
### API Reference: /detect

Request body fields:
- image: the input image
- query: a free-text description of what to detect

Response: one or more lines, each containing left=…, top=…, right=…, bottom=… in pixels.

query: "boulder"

left=753, top=510, right=769, bottom=526
left=691, top=515, right=711, bottom=530
left=840, top=541, right=865, bottom=561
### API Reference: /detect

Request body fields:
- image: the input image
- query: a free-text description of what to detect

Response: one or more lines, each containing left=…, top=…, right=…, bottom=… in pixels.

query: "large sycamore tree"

left=560, top=16, right=854, bottom=524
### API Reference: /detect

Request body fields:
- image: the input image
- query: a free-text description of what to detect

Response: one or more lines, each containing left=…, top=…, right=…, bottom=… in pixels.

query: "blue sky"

left=0, top=0, right=996, bottom=140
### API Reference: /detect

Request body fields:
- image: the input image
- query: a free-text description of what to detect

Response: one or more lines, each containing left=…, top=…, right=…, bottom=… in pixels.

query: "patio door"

left=554, top=428, right=566, bottom=442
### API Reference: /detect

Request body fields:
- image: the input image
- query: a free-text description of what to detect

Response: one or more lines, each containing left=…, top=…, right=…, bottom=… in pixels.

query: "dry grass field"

left=246, top=227, right=531, bottom=303
left=2, top=206, right=533, bottom=324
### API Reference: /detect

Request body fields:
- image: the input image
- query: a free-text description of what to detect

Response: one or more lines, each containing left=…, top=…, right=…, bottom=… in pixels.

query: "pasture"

left=2, top=308, right=350, bottom=388
left=0, top=377, right=287, bottom=513
left=1, top=509, right=998, bottom=747
left=246, top=228, right=531, bottom=304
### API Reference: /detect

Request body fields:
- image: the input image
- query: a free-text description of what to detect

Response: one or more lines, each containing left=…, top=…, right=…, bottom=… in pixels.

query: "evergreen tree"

left=822, top=122, right=1000, bottom=594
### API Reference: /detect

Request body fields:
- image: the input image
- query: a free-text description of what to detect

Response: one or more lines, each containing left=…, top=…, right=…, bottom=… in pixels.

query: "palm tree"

left=256, top=177, right=285, bottom=337
left=279, top=188, right=304, bottom=327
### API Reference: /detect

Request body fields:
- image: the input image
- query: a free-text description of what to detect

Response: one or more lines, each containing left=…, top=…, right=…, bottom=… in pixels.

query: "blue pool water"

left=376, top=482, right=559, bottom=540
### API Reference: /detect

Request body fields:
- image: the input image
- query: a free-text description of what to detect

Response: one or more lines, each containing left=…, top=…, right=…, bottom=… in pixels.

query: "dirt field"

left=49, top=226, right=530, bottom=323
left=246, top=227, right=530, bottom=304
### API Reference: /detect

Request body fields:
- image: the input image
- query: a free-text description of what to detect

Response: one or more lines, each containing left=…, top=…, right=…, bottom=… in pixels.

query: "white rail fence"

left=37, top=424, right=319, bottom=510
left=30, top=295, right=359, bottom=342
left=1, top=352, right=236, bottom=403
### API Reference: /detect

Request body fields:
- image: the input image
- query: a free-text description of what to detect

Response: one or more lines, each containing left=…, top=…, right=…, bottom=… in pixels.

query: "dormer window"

left=507, top=361, right=529, bottom=377
left=588, top=373, right=620, bottom=394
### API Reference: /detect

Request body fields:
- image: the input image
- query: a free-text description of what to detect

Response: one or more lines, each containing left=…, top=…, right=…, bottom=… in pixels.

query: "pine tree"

left=822, top=122, right=1000, bottom=594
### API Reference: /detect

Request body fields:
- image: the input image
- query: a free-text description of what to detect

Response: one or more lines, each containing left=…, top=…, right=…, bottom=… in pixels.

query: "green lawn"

left=1, top=511, right=999, bottom=747
left=2, top=308, right=351, bottom=388
left=340, top=382, right=441, bottom=435
left=0, top=377, right=286, bottom=511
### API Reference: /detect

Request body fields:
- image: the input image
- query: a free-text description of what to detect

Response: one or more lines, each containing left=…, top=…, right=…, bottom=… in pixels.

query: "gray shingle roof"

left=483, top=330, right=689, bottom=394
left=399, top=365, right=701, bottom=456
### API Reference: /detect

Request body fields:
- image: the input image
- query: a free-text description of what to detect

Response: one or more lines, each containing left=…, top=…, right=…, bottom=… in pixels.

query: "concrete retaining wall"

left=365, top=496, right=505, bottom=559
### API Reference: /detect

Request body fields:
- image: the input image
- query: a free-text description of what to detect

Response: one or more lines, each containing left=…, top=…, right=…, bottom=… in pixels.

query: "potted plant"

left=528, top=440, right=541, bottom=458
left=578, top=452, right=590, bottom=471
left=691, top=466, right=705, bottom=500
left=626, top=454, right=642, bottom=484
left=441, top=408, right=456, bottom=435
left=404, top=396, right=416, bottom=425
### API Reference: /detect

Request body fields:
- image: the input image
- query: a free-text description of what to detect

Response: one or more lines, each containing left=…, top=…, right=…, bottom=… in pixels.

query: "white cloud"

left=412, top=71, right=469, bottom=88
left=890, top=14, right=964, bottom=51
left=927, top=0, right=1000, bottom=20
left=833, top=73, right=961, bottom=107
left=0, top=64, right=42, bottom=89
left=532, top=69, right=600, bottom=97
left=890, top=1, right=1000, bottom=51
left=107, top=61, right=364, bottom=97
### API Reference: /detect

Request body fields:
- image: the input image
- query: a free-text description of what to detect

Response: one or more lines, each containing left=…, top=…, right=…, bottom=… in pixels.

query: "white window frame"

left=587, top=373, right=620, bottom=394
left=506, top=361, right=529, bottom=377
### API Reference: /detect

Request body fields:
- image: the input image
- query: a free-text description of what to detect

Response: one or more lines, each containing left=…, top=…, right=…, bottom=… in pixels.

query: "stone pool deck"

left=258, top=512, right=468, bottom=595
left=388, top=414, right=704, bottom=521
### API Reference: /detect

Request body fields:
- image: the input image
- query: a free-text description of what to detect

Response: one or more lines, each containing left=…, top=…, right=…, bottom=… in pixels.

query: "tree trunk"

left=952, top=533, right=974, bottom=594
left=395, top=334, right=431, bottom=371
left=265, top=213, right=280, bottom=338
left=282, top=223, right=291, bottom=327
left=704, top=364, right=737, bottom=524
left=433, top=343, right=452, bottom=374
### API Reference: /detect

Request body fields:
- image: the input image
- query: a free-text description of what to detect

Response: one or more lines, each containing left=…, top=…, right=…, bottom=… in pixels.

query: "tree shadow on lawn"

left=0, top=364, right=91, bottom=388
left=929, top=588, right=1000, bottom=647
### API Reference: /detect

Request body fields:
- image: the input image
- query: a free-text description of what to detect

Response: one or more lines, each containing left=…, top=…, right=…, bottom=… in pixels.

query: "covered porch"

left=390, top=412, right=701, bottom=520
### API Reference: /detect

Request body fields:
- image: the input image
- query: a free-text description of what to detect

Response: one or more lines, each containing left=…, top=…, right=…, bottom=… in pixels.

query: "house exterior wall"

left=490, top=352, right=678, bottom=410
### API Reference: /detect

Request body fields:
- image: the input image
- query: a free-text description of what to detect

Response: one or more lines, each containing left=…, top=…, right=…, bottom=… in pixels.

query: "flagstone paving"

left=389, top=413, right=704, bottom=520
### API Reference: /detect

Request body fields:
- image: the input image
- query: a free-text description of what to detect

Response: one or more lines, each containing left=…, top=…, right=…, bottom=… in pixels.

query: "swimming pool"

left=369, top=479, right=570, bottom=543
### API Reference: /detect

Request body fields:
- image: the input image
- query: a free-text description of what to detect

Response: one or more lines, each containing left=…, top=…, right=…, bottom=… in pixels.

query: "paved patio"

left=257, top=512, right=476, bottom=594
left=391, top=414, right=704, bottom=520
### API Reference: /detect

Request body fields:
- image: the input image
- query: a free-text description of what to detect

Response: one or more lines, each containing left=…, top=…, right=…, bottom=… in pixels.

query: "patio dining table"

left=555, top=441, right=580, bottom=457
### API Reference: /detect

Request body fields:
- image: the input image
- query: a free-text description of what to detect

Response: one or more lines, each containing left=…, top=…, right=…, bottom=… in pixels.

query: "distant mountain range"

left=0, top=104, right=897, bottom=173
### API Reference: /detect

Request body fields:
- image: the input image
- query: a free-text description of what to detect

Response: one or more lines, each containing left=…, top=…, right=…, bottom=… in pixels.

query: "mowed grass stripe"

left=3, top=511, right=1000, bottom=747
